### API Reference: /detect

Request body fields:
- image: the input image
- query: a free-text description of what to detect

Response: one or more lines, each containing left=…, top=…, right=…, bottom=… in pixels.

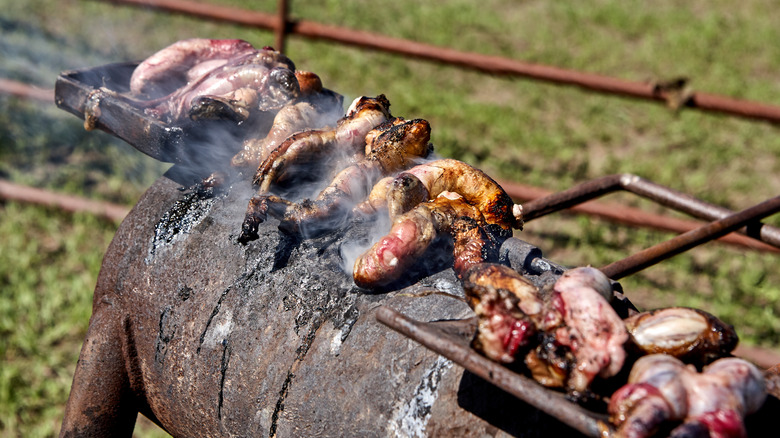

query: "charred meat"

left=251, top=95, right=392, bottom=191
left=462, top=263, right=542, bottom=364
left=465, top=266, right=628, bottom=395
left=386, top=159, right=523, bottom=232
left=230, top=92, right=344, bottom=168
left=239, top=109, right=431, bottom=239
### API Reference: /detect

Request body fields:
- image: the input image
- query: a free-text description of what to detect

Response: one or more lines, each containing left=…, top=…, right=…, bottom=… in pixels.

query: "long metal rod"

left=521, top=173, right=780, bottom=250
left=0, top=78, right=53, bottom=102
left=498, top=179, right=778, bottom=252
left=274, top=0, right=289, bottom=54
left=102, top=0, right=780, bottom=124
left=0, top=179, right=129, bottom=222
left=600, top=195, right=780, bottom=279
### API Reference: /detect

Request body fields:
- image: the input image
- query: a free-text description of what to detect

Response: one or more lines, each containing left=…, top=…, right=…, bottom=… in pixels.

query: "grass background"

left=2, top=0, right=780, bottom=436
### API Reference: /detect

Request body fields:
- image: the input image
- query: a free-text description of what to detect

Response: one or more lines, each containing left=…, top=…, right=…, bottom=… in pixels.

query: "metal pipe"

left=274, top=0, right=289, bottom=54
left=520, top=174, right=780, bottom=250
left=497, top=178, right=779, bottom=253
left=103, top=0, right=780, bottom=124
left=0, top=179, right=129, bottom=222
left=600, top=195, right=780, bottom=279
left=0, top=78, right=54, bottom=102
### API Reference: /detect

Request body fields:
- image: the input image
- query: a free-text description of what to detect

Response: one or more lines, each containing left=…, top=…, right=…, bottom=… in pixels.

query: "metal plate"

left=54, top=63, right=254, bottom=168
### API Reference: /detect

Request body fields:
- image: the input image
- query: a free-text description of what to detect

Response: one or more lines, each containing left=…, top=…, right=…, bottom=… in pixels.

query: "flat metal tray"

left=54, top=62, right=253, bottom=168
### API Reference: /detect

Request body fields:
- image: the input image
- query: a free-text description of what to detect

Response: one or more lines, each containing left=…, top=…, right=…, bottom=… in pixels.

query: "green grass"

left=2, top=0, right=780, bottom=436
left=0, top=203, right=114, bottom=437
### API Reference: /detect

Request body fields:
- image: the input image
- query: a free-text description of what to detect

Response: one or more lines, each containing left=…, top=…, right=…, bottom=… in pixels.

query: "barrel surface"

left=70, top=165, right=583, bottom=437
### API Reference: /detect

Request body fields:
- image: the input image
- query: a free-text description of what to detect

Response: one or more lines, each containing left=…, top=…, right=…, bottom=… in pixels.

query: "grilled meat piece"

left=388, top=159, right=523, bottom=231
left=352, top=199, right=438, bottom=289
left=549, top=267, right=628, bottom=394
left=129, top=38, right=258, bottom=98
left=353, top=192, right=488, bottom=289
left=464, top=263, right=544, bottom=322
left=231, top=91, right=344, bottom=168
left=274, top=118, right=431, bottom=235
left=252, top=129, right=338, bottom=188
left=252, top=95, right=392, bottom=192
left=625, top=307, right=738, bottom=365
left=609, top=355, right=766, bottom=438
left=352, top=176, right=395, bottom=215
left=125, top=39, right=299, bottom=123
left=239, top=115, right=431, bottom=240
left=462, top=263, right=542, bottom=364
left=466, top=265, right=627, bottom=394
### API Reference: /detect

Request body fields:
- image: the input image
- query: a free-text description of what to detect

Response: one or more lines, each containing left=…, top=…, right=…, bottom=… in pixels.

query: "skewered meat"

left=126, top=39, right=299, bottom=123
left=625, top=307, right=738, bottom=365
left=353, top=192, right=491, bottom=289
left=230, top=89, right=344, bottom=167
left=466, top=266, right=627, bottom=394
left=608, top=354, right=767, bottom=438
left=386, top=159, right=523, bottom=231
left=462, top=263, right=542, bottom=363
left=547, top=267, right=628, bottom=394
left=240, top=117, right=431, bottom=239
left=251, top=95, right=393, bottom=192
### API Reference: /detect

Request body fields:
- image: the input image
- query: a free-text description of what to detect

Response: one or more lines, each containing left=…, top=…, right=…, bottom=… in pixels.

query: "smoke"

left=338, top=208, right=392, bottom=277
left=0, top=12, right=173, bottom=204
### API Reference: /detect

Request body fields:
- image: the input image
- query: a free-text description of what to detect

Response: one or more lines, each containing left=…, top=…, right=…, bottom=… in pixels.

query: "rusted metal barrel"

left=60, top=165, right=584, bottom=437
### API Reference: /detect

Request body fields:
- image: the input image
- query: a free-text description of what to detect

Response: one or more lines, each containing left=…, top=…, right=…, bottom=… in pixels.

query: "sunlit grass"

left=2, top=0, right=780, bottom=436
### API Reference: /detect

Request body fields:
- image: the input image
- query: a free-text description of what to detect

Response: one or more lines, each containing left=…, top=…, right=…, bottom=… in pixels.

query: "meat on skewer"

left=462, top=263, right=543, bottom=364
left=353, top=192, right=490, bottom=289
left=542, top=267, right=628, bottom=394
left=466, top=266, right=627, bottom=395
left=252, top=95, right=393, bottom=192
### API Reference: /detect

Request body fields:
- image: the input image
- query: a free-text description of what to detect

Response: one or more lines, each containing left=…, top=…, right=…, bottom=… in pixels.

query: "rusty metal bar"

left=102, top=0, right=780, bottom=124
left=0, top=78, right=54, bottom=102
left=274, top=0, right=289, bottom=54
left=375, top=306, right=613, bottom=437
left=520, top=173, right=780, bottom=250
left=600, top=195, right=780, bottom=279
left=499, top=178, right=779, bottom=252
left=0, top=179, right=130, bottom=222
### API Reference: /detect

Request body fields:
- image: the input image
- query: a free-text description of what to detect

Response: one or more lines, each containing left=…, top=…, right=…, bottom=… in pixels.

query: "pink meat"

left=551, top=267, right=628, bottom=392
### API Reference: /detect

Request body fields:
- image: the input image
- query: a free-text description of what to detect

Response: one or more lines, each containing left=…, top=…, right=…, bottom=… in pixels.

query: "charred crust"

left=238, top=196, right=268, bottom=244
